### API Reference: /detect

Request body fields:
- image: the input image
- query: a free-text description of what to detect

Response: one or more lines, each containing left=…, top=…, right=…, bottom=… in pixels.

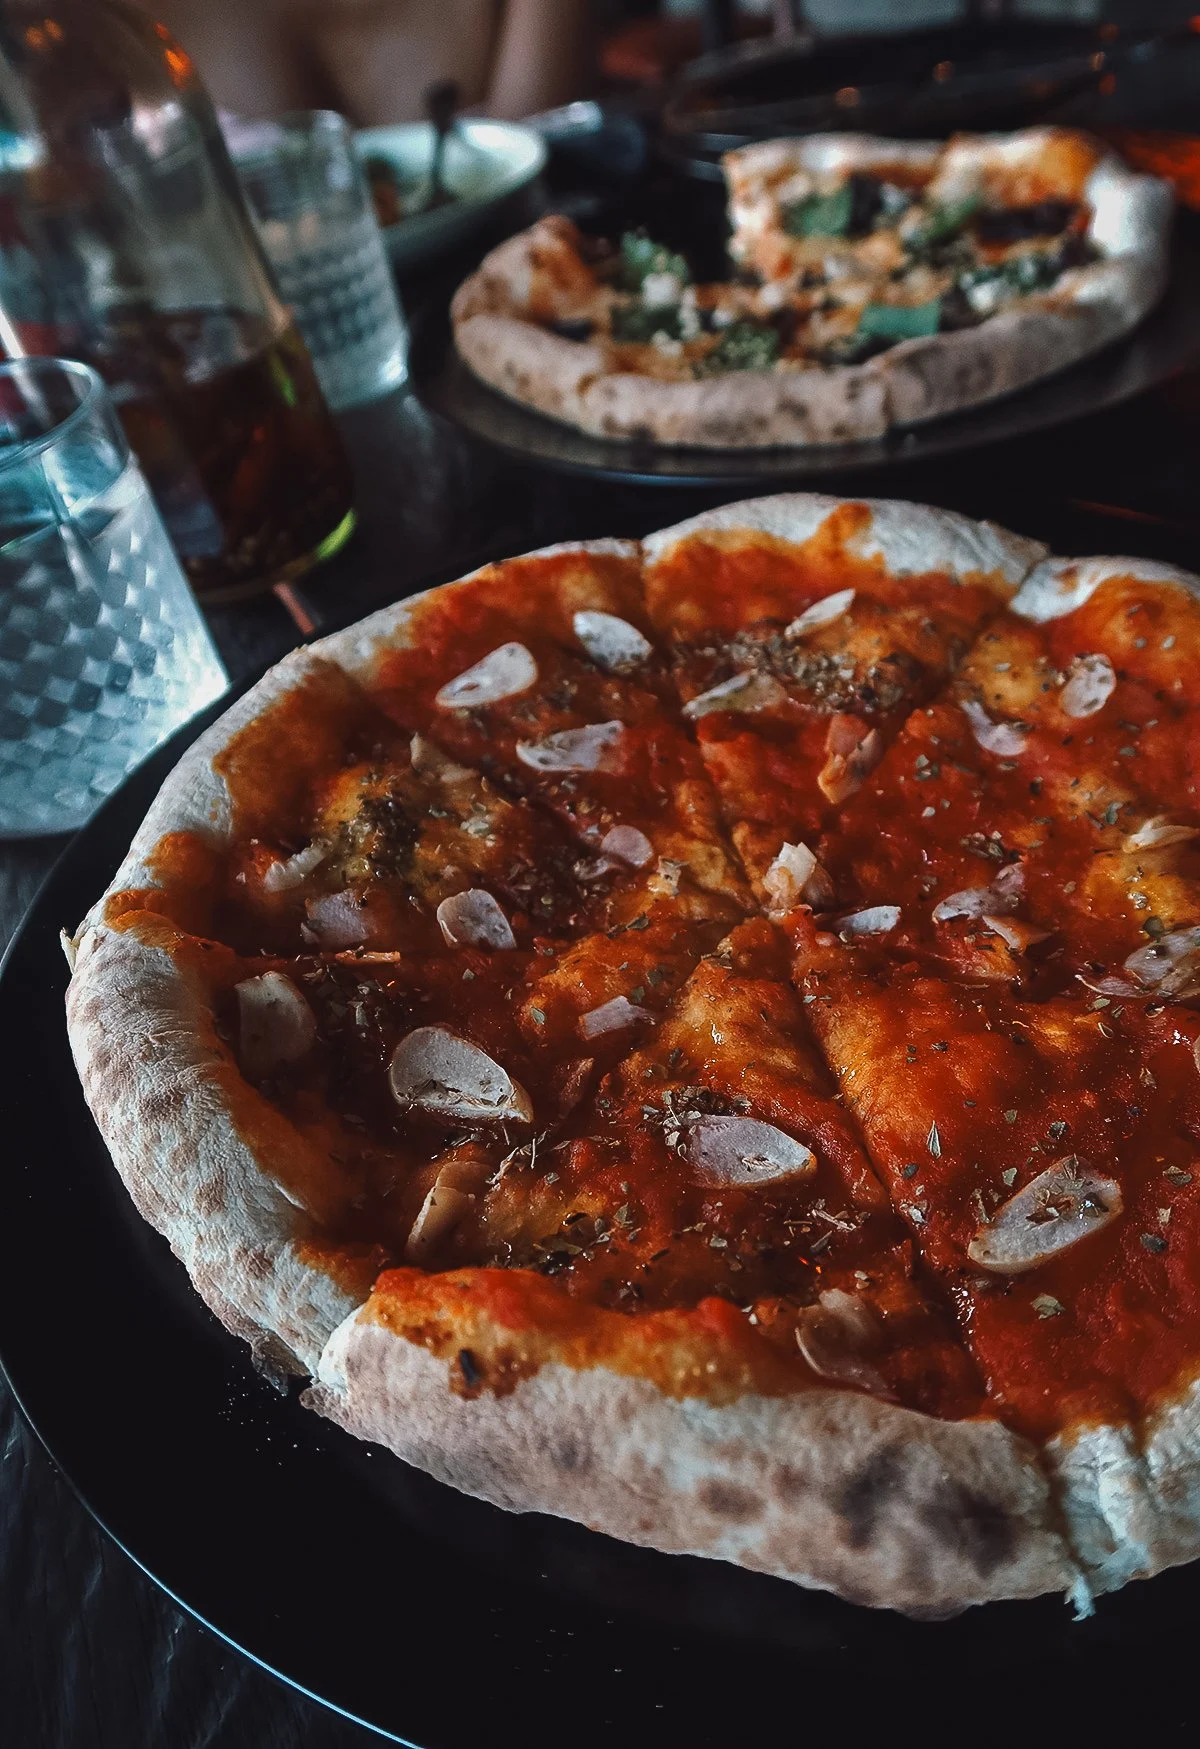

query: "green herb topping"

left=611, top=302, right=683, bottom=344
left=782, top=183, right=854, bottom=239
left=695, top=320, right=781, bottom=375
left=858, top=299, right=942, bottom=341
left=618, top=231, right=689, bottom=293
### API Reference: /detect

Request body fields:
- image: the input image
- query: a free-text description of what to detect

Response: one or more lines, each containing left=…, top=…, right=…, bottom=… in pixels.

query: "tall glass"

left=0, top=1, right=356, bottom=602
left=0, top=358, right=226, bottom=835
left=236, top=111, right=408, bottom=413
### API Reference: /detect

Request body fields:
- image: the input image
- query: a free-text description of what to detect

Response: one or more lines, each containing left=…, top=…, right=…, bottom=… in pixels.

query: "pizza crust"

left=454, top=313, right=607, bottom=432
left=1014, top=553, right=1200, bottom=621
left=454, top=306, right=890, bottom=447
left=65, top=920, right=359, bottom=1375
left=74, top=650, right=325, bottom=942
left=451, top=131, right=1172, bottom=450
left=308, top=1304, right=1077, bottom=1616
left=642, top=491, right=1048, bottom=588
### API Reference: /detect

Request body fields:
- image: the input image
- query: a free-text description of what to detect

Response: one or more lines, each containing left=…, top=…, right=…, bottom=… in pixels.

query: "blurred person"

left=144, top=0, right=596, bottom=123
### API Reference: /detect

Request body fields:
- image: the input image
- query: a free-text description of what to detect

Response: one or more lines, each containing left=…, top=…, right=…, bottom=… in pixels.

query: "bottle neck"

left=0, top=0, right=291, bottom=376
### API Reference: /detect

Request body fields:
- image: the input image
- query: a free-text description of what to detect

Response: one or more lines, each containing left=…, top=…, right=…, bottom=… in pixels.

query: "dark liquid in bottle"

left=87, top=307, right=355, bottom=602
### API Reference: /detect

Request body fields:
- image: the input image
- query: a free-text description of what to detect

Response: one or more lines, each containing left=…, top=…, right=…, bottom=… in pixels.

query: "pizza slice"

left=797, top=943, right=1200, bottom=1590
left=100, top=651, right=646, bottom=959
left=815, top=555, right=1200, bottom=991
left=356, top=541, right=752, bottom=920
left=641, top=494, right=1040, bottom=893
left=323, top=916, right=982, bottom=1427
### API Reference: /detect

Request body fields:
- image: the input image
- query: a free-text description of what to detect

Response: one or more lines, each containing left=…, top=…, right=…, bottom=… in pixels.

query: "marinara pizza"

left=66, top=495, right=1200, bottom=1616
left=450, top=128, right=1172, bottom=448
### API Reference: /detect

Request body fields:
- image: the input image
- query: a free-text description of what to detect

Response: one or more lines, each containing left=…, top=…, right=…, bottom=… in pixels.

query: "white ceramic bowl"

left=356, top=119, right=548, bottom=270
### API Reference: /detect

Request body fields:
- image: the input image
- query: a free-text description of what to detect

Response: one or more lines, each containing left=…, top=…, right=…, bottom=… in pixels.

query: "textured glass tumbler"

left=237, top=111, right=409, bottom=412
left=0, top=360, right=227, bottom=837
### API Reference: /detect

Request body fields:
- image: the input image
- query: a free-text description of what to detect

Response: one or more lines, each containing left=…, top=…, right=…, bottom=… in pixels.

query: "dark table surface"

left=8, top=205, right=1200, bottom=1746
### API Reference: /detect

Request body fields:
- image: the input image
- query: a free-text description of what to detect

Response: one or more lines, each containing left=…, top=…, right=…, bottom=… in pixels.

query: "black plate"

left=660, top=21, right=1134, bottom=175
left=2, top=704, right=1199, bottom=1745
left=410, top=223, right=1200, bottom=490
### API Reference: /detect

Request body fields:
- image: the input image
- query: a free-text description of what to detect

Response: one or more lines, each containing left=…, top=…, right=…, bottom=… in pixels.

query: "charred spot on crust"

left=455, top=1347, right=484, bottom=1397
left=839, top=1443, right=908, bottom=1547
left=138, top=1082, right=189, bottom=1129
left=921, top=1478, right=1017, bottom=1577
left=697, top=1478, right=762, bottom=1523
left=773, top=1463, right=809, bottom=1507
left=193, top=1180, right=224, bottom=1218
left=550, top=318, right=595, bottom=343
left=839, top=1444, right=1017, bottom=1577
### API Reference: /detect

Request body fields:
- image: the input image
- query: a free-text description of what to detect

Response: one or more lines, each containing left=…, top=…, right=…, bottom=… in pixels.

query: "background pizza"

left=66, top=494, right=1200, bottom=1616
left=451, top=127, right=1172, bottom=447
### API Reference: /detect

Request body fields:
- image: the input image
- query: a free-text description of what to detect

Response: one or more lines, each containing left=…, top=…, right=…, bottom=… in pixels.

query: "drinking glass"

left=235, top=111, right=409, bottom=412
left=0, top=4, right=356, bottom=602
left=0, top=359, right=227, bottom=837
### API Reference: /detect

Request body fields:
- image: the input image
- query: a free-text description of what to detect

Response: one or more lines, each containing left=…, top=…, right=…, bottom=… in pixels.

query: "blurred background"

left=142, top=0, right=1200, bottom=126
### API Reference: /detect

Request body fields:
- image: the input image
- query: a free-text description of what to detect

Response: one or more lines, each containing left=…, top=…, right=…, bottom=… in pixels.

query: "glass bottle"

left=0, top=0, right=356, bottom=601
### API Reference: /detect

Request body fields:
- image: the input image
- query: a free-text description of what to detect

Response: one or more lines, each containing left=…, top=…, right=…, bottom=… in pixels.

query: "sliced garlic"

left=573, top=610, right=652, bottom=671
left=600, top=824, right=653, bottom=867
left=785, top=588, right=856, bottom=640
left=410, top=733, right=473, bottom=783
left=763, top=841, right=835, bottom=914
left=404, top=1154, right=489, bottom=1263
left=682, top=671, right=786, bottom=720
left=236, top=972, right=317, bottom=1081
left=261, top=841, right=326, bottom=895
left=435, top=889, right=516, bottom=951
left=302, top=890, right=370, bottom=949
left=1075, top=971, right=1144, bottom=998
left=932, top=862, right=1023, bottom=923
left=578, top=996, right=654, bottom=1040
left=960, top=697, right=1029, bottom=757
left=982, top=914, right=1052, bottom=953
left=1125, top=815, right=1200, bottom=852
left=1123, top=927, right=1200, bottom=999
left=516, top=720, right=624, bottom=773
left=817, top=713, right=882, bottom=805
left=388, top=1026, right=533, bottom=1125
left=837, top=905, right=900, bottom=940
left=686, top=1115, right=816, bottom=1188
left=1060, top=653, right=1116, bottom=719
left=405, top=1185, right=473, bottom=1263
left=435, top=642, right=538, bottom=709
left=967, top=1158, right=1122, bottom=1274
left=795, top=1289, right=888, bottom=1394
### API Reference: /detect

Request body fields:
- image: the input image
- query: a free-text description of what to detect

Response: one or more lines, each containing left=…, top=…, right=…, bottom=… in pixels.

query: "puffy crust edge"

left=307, top=1308, right=1078, bottom=1616
left=454, top=310, right=890, bottom=448
left=1045, top=1376, right=1200, bottom=1604
left=641, top=491, right=1048, bottom=588
left=1014, top=553, right=1200, bottom=621
left=65, top=922, right=360, bottom=1375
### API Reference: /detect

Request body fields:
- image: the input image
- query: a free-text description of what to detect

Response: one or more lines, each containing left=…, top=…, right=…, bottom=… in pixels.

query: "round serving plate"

left=661, top=22, right=1096, bottom=176
left=0, top=694, right=1197, bottom=1745
left=657, top=21, right=1173, bottom=181
left=409, top=219, right=1200, bottom=491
